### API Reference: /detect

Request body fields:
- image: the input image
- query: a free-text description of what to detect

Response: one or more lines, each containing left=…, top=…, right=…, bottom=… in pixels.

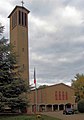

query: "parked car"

left=63, top=108, right=74, bottom=115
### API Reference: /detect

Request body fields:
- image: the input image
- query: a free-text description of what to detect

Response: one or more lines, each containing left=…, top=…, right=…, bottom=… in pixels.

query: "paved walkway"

left=42, top=111, right=84, bottom=120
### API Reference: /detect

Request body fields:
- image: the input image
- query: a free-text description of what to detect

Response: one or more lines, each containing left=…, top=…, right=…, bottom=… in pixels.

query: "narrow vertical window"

left=25, top=13, right=27, bottom=26
left=66, top=91, right=68, bottom=100
left=22, top=48, right=24, bottom=52
left=23, top=12, right=25, bottom=26
left=19, top=11, right=21, bottom=25
left=14, top=12, right=17, bottom=26
left=16, top=12, right=17, bottom=26
left=22, top=12, right=24, bottom=25
left=59, top=91, right=61, bottom=100
left=23, top=64, right=24, bottom=68
left=12, top=15, right=14, bottom=28
left=55, top=91, right=58, bottom=100
left=12, top=12, right=17, bottom=29
left=62, top=91, right=64, bottom=100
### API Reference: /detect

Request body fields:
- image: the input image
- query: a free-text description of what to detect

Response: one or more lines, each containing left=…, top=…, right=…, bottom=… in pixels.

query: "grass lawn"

left=0, top=114, right=61, bottom=120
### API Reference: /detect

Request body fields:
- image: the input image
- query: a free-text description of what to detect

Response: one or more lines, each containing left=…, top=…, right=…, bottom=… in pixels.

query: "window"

left=59, top=91, right=61, bottom=100
left=12, top=12, right=17, bottom=29
left=19, top=11, right=21, bottom=25
left=25, top=13, right=27, bottom=26
left=22, top=12, right=24, bottom=25
left=23, top=64, right=24, bottom=68
left=22, top=48, right=24, bottom=52
left=62, top=91, right=64, bottom=100
left=18, top=10, right=27, bottom=27
left=15, top=12, right=17, bottom=26
left=55, top=91, right=58, bottom=100
left=65, top=91, right=68, bottom=100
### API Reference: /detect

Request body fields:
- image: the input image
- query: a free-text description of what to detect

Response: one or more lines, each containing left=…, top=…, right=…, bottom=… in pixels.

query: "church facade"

left=28, top=83, right=75, bottom=112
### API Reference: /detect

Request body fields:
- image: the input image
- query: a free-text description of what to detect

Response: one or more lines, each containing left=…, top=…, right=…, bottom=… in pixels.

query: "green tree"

left=0, top=24, right=29, bottom=112
left=0, top=23, right=4, bottom=35
left=77, top=99, right=84, bottom=113
left=71, top=73, right=84, bottom=102
left=38, top=85, right=48, bottom=89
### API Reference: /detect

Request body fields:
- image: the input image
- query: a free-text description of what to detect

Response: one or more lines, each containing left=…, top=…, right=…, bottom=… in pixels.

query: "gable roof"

left=31, top=83, right=74, bottom=91
left=49, top=83, right=74, bottom=90
left=8, top=6, right=30, bottom=18
left=40, top=83, right=74, bottom=90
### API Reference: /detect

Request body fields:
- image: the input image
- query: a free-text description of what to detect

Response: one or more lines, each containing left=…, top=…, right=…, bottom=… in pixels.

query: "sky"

left=0, top=0, right=84, bottom=87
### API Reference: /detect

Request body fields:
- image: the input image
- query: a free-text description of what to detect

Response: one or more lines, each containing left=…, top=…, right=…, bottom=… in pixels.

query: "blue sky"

left=0, top=0, right=84, bottom=87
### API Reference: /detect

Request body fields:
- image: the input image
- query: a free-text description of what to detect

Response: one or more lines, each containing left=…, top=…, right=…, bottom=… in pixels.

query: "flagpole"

left=34, top=68, right=37, bottom=113
left=35, top=80, right=37, bottom=113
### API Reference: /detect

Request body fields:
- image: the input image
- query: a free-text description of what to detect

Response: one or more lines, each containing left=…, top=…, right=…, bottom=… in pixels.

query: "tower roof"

left=8, top=5, right=30, bottom=18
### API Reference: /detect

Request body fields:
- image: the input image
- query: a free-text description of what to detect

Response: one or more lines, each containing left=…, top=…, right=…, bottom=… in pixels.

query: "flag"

left=34, top=68, right=36, bottom=84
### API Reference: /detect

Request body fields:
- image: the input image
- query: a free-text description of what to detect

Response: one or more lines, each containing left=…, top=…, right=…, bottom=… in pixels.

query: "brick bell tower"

left=8, top=4, right=30, bottom=85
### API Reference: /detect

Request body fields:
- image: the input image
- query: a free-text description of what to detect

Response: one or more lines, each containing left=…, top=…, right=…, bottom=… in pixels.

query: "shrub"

left=78, top=99, right=84, bottom=113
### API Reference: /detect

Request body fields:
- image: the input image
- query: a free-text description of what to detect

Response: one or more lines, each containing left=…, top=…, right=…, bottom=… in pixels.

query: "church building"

left=8, top=4, right=75, bottom=113
left=28, top=83, right=75, bottom=112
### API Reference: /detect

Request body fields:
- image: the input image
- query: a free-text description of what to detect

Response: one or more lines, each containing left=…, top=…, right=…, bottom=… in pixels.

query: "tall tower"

left=8, top=5, right=30, bottom=85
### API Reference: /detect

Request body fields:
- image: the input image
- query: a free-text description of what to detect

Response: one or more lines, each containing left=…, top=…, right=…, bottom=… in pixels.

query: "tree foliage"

left=0, top=23, right=4, bottom=36
left=78, top=99, right=84, bottom=113
left=71, top=73, right=84, bottom=102
left=0, top=24, right=28, bottom=112
left=38, top=85, right=48, bottom=89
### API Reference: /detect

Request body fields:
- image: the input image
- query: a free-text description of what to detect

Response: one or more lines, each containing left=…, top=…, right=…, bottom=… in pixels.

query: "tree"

left=38, top=85, right=48, bottom=89
left=71, top=73, right=84, bottom=102
left=78, top=99, right=84, bottom=113
left=0, top=23, right=4, bottom=36
left=0, top=24, right=29, bottom=112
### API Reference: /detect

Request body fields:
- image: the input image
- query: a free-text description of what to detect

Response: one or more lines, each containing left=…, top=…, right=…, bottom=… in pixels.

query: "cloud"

left=1, top=0, right=84, bottom=87
left=61, top=6, right=83, bottom=26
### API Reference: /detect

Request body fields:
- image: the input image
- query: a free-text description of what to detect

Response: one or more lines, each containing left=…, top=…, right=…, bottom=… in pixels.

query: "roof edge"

left=31, top=82, right=74, bottom=91
left=8, top=5, right=30, bottom=18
